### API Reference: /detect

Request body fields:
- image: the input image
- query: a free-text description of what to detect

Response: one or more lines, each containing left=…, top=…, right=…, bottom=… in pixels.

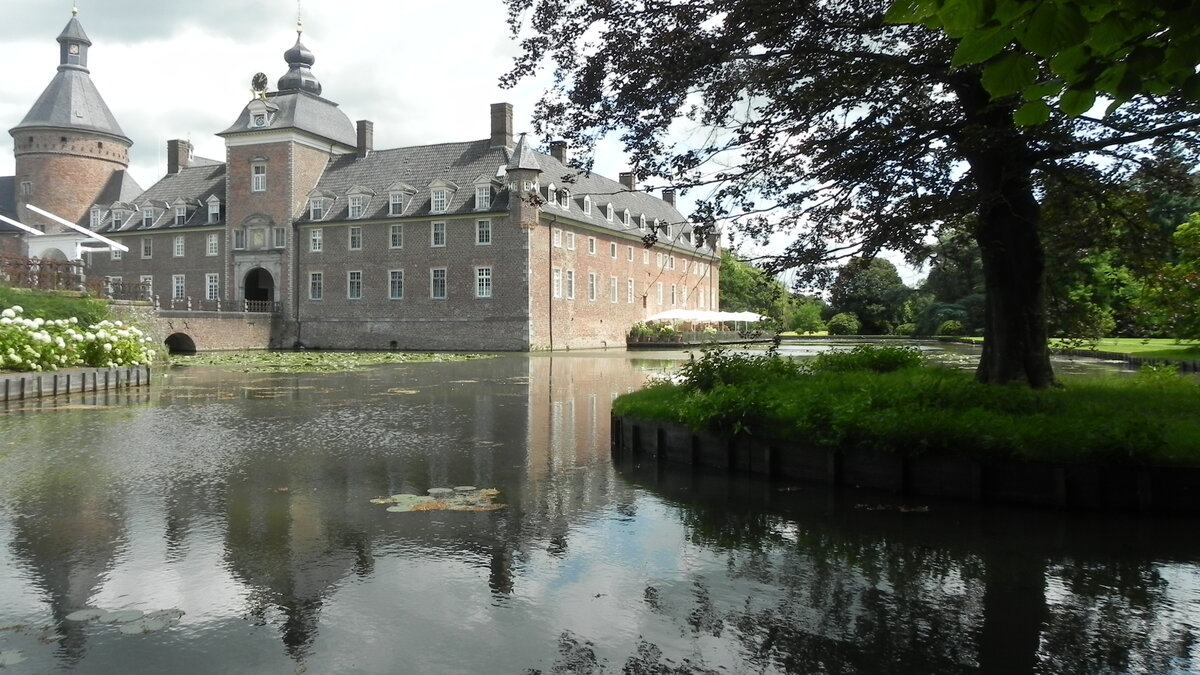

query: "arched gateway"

left=244, top=267, right=275, bottom=304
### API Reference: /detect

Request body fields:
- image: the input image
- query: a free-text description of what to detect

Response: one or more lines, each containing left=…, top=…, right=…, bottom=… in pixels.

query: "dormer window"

left=252, top=113, right=267, bottom=128
left=605, top=204, right=614, bottom=223
left=89, top=207, right=101, bottom=229
left=622, top=209, right=631, bottom=227
left=389, top=193, right=405, bottom=216
left=583, top=195, right=592, bottom=215
left=546, top=183, right=557, bottom=207
left=174, top=205, right=187, bottom=226
left=112, top=210, right=125, bottom=229
left=141, top=208, right=155, bottom=229
left=558, top=189, right=570, bottom=209
left=431, top=189, right=448, bottom=214
left=349, top=195, right=366, bottom=219
left=639, top=214, right=647, bottom=230
left=309, top=198, right=327, bottom=220
left=207, top=197, right=221, bottom=224
left=475, top=185, right=491, bottom=211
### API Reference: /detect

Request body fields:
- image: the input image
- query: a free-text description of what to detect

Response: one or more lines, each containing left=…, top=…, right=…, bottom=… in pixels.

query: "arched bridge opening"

left=164, top=332, right=197, bottom=355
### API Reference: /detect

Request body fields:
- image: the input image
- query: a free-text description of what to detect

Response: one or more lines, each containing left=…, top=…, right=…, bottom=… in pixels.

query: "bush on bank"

left=613, top=345, right=1200, bottom=467
left=0, top=305, right=155, bottom=372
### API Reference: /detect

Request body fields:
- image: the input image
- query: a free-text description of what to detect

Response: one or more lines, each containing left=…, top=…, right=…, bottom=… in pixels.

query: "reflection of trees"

left=617, top=462, right=1200, bottom=674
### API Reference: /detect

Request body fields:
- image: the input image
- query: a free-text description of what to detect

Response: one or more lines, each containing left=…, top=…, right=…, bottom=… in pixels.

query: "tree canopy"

left=503, top=0, right=1200, bottom=387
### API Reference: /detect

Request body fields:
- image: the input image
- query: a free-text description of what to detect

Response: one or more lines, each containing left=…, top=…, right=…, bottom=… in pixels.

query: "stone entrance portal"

left=244, top=267, right=275, bottom=303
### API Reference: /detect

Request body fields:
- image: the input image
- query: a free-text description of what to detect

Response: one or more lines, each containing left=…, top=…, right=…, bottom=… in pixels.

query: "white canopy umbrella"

left=644, top=309, right=768, bottom=324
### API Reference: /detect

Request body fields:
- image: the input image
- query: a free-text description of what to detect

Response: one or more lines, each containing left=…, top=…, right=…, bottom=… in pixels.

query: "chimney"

left=491, top=102, right=513, bottom=148
left=167, top=139, right=192, bottom=174
left=619, top=172, right=636, bottom=191
left=550, top=140, right=567, bottom=164
left=662, top=188, right=676, bottom=207
left=357, top=120, right=374, bottom=158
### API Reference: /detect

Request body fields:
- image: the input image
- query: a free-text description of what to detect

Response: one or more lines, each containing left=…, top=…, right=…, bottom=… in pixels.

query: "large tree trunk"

left=955, top=75, right=1057, bottom=388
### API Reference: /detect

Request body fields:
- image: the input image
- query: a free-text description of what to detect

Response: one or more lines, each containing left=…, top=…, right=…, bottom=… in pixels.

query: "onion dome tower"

left=9, top=8, right=134, bottom=233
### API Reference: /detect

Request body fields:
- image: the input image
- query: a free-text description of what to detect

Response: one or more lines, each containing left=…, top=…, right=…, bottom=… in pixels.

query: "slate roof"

left=96, top=164, right=223, bottom=233
left=218, top=90, right=356, bottom=148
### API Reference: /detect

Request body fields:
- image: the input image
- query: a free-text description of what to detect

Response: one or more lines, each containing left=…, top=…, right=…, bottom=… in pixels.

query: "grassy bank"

left=0, top=286, right=109, bottom=325
left=947, top=336, right=1200, bottom=361
left=613, top=346, right=1200, bottom=467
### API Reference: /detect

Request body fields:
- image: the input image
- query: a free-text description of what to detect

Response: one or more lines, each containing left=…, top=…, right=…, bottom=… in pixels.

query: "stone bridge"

left=109, top=301, right=278, bottom=353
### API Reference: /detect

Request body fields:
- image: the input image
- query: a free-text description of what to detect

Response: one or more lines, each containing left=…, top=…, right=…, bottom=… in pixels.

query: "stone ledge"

left=0, top=365, right=151, bottom=402
left=611, top=416, right=1200, bottom=513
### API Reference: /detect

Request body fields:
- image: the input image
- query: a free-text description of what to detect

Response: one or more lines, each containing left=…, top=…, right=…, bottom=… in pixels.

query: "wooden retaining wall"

left=611, top=416, right=1200, bottom=513
left=1, top=365, right=152, bottom=403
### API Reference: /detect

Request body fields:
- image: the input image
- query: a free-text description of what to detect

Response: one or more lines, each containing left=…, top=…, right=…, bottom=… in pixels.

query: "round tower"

left=9, top=9, right=133, bottom=232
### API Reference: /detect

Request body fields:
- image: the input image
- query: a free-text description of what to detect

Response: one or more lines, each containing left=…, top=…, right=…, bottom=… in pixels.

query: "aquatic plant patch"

left=170, top=350, right=495, bottom=373
left=370, top=487, right=504, bottom=512
left=64, top=606, right=184, bottom=636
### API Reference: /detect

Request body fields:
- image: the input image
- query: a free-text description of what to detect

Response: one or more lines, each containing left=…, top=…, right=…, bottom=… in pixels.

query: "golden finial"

left=72, top=2, right=78, bottom=15
left=296, top=0, right=303, bottom=34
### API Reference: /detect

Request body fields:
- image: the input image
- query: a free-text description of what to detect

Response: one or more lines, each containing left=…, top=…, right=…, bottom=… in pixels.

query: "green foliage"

left=717, top=251, right=791, bottom=320
left=676, top=346, right=802, bottom=392
left=807, top=345, right=926, bottom=374
left=829, top=257, right=913, bottom=335
left=0, top=286, right=109, bottom=326
left=888, top=0, right=1200, bottom=119
left=1142, top=213, right=1200, bottom=340
left=825, top=313, right=861, bottom=336
left=786, top=301, right=826, bottom=334
left=615, top=351, right=1200, bottom=466
left=895, top=322, right=916, bottom=336
left=0, top=305, right=155, bottom=372
left=170, top=350, right=494, bottom=373
left=937, top=319, right=965, bottom=335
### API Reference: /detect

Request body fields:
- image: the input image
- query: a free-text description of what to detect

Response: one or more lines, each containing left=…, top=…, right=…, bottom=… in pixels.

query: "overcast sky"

left=0, top=0, right=924, bottom=286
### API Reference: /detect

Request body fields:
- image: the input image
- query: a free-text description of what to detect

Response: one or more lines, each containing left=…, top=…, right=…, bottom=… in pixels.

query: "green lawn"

left=945, top=336, right=1200, bottom=360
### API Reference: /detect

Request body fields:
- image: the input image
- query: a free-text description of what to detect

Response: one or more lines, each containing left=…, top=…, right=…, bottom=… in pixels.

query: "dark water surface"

left=0, top=350, right=1197, bottom=674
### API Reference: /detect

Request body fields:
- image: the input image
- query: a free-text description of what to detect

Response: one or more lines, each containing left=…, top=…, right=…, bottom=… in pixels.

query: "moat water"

left=0, top=346, right=1197, bottom=674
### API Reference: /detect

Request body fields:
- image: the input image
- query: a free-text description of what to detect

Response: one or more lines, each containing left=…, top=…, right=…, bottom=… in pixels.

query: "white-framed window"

left=430, top=267, right=447, bottom=299
left=657, top=252, right=663, bottom=268
left=553, top=268, right=562, bottom=298
left=682, top=287, right=688, bottom=306
left=389, top=193, right=405, bottom=216
left=111, top=248, right=122, bottom=261
left=309, top=272, right=323, bottom=300
left=309, top=228, right=323, bottom=252
left=583, top=195, right=592, bottom=215
left=588, top=272, right=597, bottom=301
left=205, top=273, right=219, bottom=301
left=251, top=164, right=266, bottom=192
left=476, top=266, right=492, bottom=298
left=610, top=242, right=617, bottom=258
left=627, top=278, right=634, bottom=304
left=606, top=203, right=614, bottom=223
left=112, top=211, right=124, bottom=229
left=643, top=250, right=649, bottom=264
left=207, top=200, right=220, bottom=224
left=349, top=226, right=362, bottom=251
left=565, top=232, right=575, bottom=250
left=627, top=246, right=634, bottom=261
left=671, top=284, right=677, bottom=305
left=173, top=235, right=185, bottom=257
left=390, top=224, right=404, bottom=249
left=142, top=209, right=154, bottom=228
left=431, top=188, right=448, bottom=214
left=431, top=221, right=446, bottom=247
left=172, top=274, right=185, bottom=300
left=610, top=275, right=618, bottom=303
left=347, top=270, right=363, bottom=300
left=89, top=207, right=101, bottom=228
left=587, top=237, right=596, bottom=255
left=349, top=195, right=366, bottom=219
left=476, top=219, right=491, bottom=245
left=657, top=282, right=663, bottom=305
left=622, top=209, right=631, bottom=227
left=389, top=269, right=404, bottom=299
left=140, top=275, right=153, bottom=297
left=558, top=189, right=570, bottom=209
left=309, top=198, right=326, bottom=220
left=174, top=205, right=187, bottom=226
left=234, top=229, right=246, bottom=250
left=273, top=227, right=286, bottom=248
left=639, top=214, right=647, bottom=230
left=565, top=269, right=575, bottom=300
left=475, top=185, right=491, bottom=211
left=206, top=233, right=219, bottom=256
left=552, top=228, right=562, bottom=248
left=141, top=238, right=152, bottom=259
left=546, top=183, right=557, bottom=207
left=19, top=181, right=31, bottom=196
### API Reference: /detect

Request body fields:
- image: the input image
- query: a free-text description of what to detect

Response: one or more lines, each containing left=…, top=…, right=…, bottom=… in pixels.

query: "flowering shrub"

left=0, top=305, right=156, bottom=372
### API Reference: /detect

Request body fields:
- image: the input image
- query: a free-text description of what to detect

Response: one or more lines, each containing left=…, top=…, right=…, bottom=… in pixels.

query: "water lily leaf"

left=0, top=651, right=27, bottom=667
left=98, top=609, right=144, bottom=624
left=65, top=609, right=106, bottom=622
left=119, top=618, right=169, bottom=635
left=145, top=609, right=185, bottom=623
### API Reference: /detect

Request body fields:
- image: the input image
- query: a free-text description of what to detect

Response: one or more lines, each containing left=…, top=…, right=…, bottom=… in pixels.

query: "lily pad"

left=375, top=487, right=505, bottom=513
left=98, top=609, right=144, bottom=624
left=119, top=618, right=169, bottom=635
left=145, top=609, right=185, bottom=623
left=65, top=608, right=106, bottom=622
left=0, top=651, right=27, bottom=667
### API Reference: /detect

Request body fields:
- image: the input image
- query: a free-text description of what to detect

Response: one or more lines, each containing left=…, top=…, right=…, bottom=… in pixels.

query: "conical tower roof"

left=9, top=12, right=131, bottom=144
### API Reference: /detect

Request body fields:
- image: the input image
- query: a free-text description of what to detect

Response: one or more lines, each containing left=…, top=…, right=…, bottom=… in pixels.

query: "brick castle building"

left=3, top=12, right=721, bottom=350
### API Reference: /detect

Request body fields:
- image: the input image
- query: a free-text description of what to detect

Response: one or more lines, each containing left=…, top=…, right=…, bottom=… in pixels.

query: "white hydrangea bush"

left=0, top=306, right=156, bottom=372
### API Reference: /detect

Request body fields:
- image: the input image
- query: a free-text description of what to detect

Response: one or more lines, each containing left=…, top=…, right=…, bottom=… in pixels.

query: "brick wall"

left=13, top=130, right=129, bottom=231
left=87, top=226, right=226, bottom=301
